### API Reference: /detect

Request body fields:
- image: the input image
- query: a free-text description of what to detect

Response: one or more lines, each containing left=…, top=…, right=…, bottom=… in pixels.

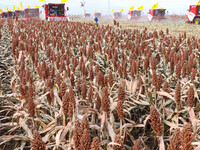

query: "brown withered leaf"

left=156, top=91, right=175, bottom=101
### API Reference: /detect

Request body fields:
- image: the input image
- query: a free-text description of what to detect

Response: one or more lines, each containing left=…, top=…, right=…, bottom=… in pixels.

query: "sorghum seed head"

left=91, top=137, right=100, bottom=150
left=132, top=140, right=143, bottom=150
left=187, top=86, right=195, bottom=107
left=150, top=106, right=163, bottom=136
left=31, top=131, right=46, bottom=150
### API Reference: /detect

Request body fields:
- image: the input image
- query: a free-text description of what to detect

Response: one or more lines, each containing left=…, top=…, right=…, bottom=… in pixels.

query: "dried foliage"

left=0, top=20, right=200, bottom=150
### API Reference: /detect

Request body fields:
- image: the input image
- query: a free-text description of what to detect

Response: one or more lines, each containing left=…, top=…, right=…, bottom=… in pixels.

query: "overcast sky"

left=0, top=0, right=199, bottom=15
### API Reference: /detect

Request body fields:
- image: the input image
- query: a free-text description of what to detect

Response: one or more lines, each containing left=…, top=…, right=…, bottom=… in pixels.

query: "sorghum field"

left=0, top=19, right=200, bottom=150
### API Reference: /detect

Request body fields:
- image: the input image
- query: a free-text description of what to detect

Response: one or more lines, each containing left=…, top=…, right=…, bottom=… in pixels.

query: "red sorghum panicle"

left=136, top=59, right=140, bottom=73
left=73, top=120, right=82, bottom=149
left=131, top=60, right=136, bottom=77
left=132, top=140, right=143, bottom=150
left=113, top=135, right=124, bottom=150
left=50, top=67, right=55, bottom=78
left=104, top=75, right=108, bottom=87
left=47, top=77, right=53, bottom=89
left=95, top=64, right=99, bottom=75
left=150, top=56, right=156, bottom=70
left=101, top=87, right=110, bottom=115
left=156, top=73, right=162, bottom=91
left=152, top=70, right=157, bottom=87
left=118, top=65, right=123, bottom=78
left=95, top=92, right=101, bottom=111
left=81, top=116, right=90, bottom=131
left=162, top=81, right=169, bottom=100
left=118, top=86, right=126, bottom=103
left=28, top=98, right=35, bottom=117
left=88, top=87, right=93, bottom=103
left=28, top=84, right=35, bottom=100
left=81, top=82, right=87, bottom=99
left=117, top=100, right=124, bottom=119
left=31, top=131, right=46, bottom=150
left=182, top=63, right=187, bottom=78
left=68, top=100, right=73, bottom=118
left=62, top=92, right=69, bottom=115
left=25, top=68, right=30, bottom=83
left=144, top=57, right=149, bottom=71
left=181, top=123, right=194, bottom=150
left=89, top=66, right=94, bottom=81
left=122, top=62, right=127, bottom=78
left=77, top=79, right=81, bottom=94
left=80, top=129, right=91, bottom=150
left=50, top=89, right=54, bottom=100
left=109, top=70, right=114, bottom=87
left=97, top=70, right=104, bottom=87
left=19, top=84, right=27, bottom=98
left=67, top=65, right=71, bottom=78
left=69, top=86, right=76, bottom=107
left=47, top=93, right=52, bottom=105
left=55, top=73, right=61, bottom=87
left=170, top=57, right=174, bottom=73
left=176, top=61, right=181, bottom=79
left=167, top=128, right=181, bottom=150
left=91, top=137, right=100, bottom=150
left=150, top=106, right=163, bottom=136
left=70, top=74, right=75, bottom=86
left=188, top=56, right=193, bottom=73
left=60, top=81, right=66, bottom=98
left=163, top=81, right=169, bottom=93
left=187, top=86, right=194, bottom=107
left=175, top=83, right=181, bottom=114
left=191, top=68, right=196, bottom=82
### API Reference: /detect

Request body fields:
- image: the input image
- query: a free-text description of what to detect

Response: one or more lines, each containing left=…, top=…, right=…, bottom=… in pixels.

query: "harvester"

left=43, top=3, right=68, bottom=21
left=93, top=12, right=101, bottom=18
left=148, top=8, right=166, bottom=22
left=128, top=10, right=141, bottom=20
left=8, top=11, right=15, bottom=19
left=84, top=13, right=91, bottom=19
left=25, top=8, right=40, bottom=20
left=113, top=12, right=122, bottom=19
left=1, top=12, right=8, bottom=19
left=185, top=4, right=200, bottom=24
left=15, top=10, right=25, bottom=20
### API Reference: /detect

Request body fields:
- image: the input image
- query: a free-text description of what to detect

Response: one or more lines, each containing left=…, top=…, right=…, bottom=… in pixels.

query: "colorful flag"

left=111, top=9, right=115, bottom=13
left=35, top=5, right=41, bottom=8
left=28, top=5, right=30, bottom=8
left=152, top=3, right=158, bottom=10
left=6, top=7, right=9, bottom=12
left=100, top=10, right=103, bottom=13
left=196, top=0, right=200, bottom=6
left=17, top=7, right=20, bottom=10
left=39, top=0, right=45, bottom=2
left=129, top=6, right=134, bottom=11
left=120, top=9, right=124, bottom=12
left=61, top=0, right=68, bottom=3
left=94, top=10, right=97, bottom=13
left=138, top=6, right=143, bottom=11
left=20, top=2, right=23, bottom=9
left=0, top=9, right=3, bottom=14
left=13, top=5, right=16, bottom=11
